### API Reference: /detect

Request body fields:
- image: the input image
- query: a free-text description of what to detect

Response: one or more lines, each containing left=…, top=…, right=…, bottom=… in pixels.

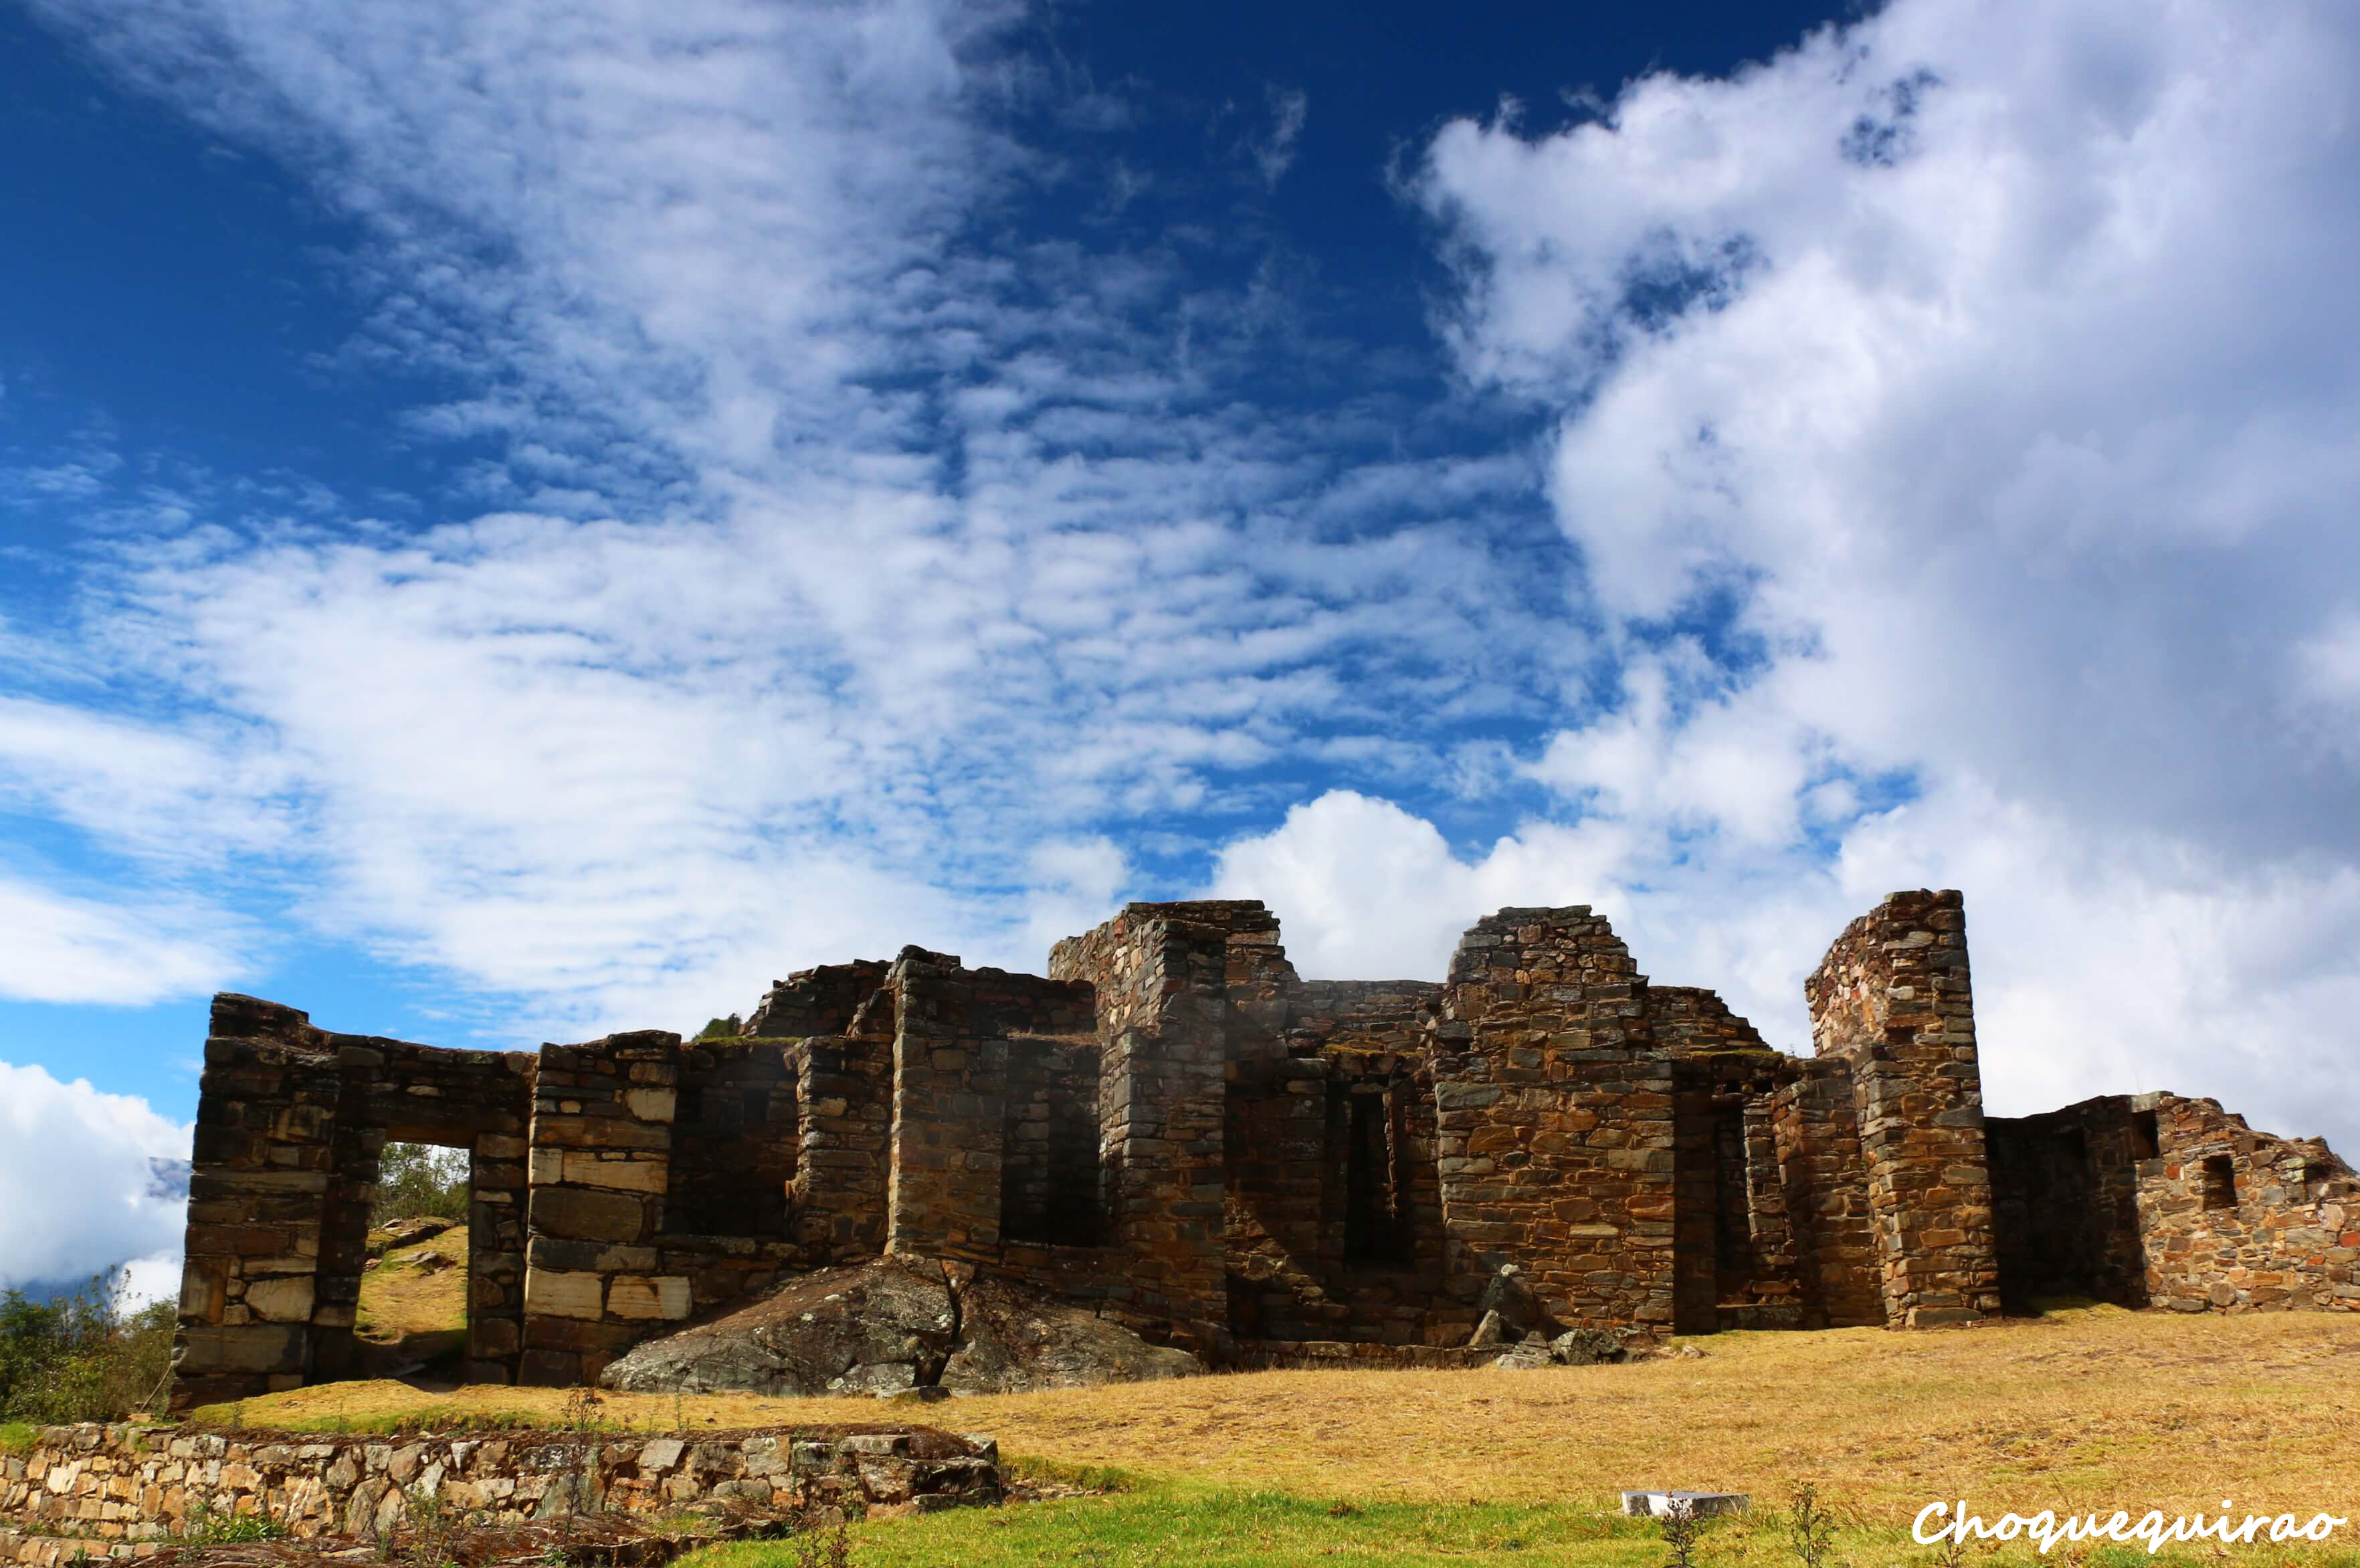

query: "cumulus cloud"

left=0, top=1062, right=191, bottom=1295
left=1211, top=780, right=2360, bottom=1151
left=1248, top=0, right=2360, bottom=1148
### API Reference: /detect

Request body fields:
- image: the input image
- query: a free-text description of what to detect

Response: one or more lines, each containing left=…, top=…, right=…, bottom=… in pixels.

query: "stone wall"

left=2133, top=1095, right=2356, bottom=1312
left=1649, top=987, right=1769, bottom=1053
left=1986, top=1096, right=2150, bottom=1308
left=1, top=1422, right=1000, bottom=1555
left=520, top=1033, right=684, bottom=1386
left=884, top=951, right=1013, bottom=1262
left=999, top=1038, right=1106, bottom=1248
left=1223, top=1046, right=1449, bottom=1346
left=175, top=885, right=2358, bottom=1410
left=1769, top=1062, right=1884, bottom=1329
left=1082, top=914, right=1236, bottom=1352
left=1806, top=890, right=2002, bottom=1327
left=743, top=961, right=891, bottom=1040
left=1432, top=907, right=1676, bottom=1334
left=1668, top=1048, right=1803, bottom=1333
left=1655, top=984, right=1789, bottom=1335
left=1991, top=1090, right=2359, bottom=1318
left=173, top=997, right=536, bottom=1411
left=793, top=1034, right=892, bottom=1264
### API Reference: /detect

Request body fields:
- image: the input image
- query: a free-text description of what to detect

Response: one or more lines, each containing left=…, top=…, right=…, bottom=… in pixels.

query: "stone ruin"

left=167, top=888, right=2359, bottom=1409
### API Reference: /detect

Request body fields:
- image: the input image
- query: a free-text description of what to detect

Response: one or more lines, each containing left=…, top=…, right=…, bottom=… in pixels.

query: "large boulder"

left=599, top=1257, right=1203, bottom=1398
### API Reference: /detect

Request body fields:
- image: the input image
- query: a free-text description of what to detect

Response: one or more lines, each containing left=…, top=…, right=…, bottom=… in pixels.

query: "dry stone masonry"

left=169, top=889, right=2357, bottom=1408
left=0, top=1420, right=999, bottom=1565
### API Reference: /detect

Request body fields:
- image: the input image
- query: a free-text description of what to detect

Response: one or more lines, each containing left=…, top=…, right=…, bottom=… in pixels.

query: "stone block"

left=177, top=1326, right=302, bottom=1375
left=530, top=1185, right=647, bottom=1242
left=241, top=1278, right=316, bottom=1324
left=623, top=1089, right=676, bottom=1122
left=561, top=1154, right=668, bottom=1194
left=521, top=1270, right=605, bottom=1322
left=606, top=1276, right=692, bottom=1320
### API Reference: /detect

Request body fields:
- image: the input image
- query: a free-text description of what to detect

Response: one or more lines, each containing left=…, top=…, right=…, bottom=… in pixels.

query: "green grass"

left=183, top=1400, right=569, bottom=1436
left=1001, top=1454, right=1142, bottom=1494
left=677, top=1484, right=2360, bottom=1568
left=0, top=1419, right=38, bottom=1456
left=688, top=1487, right=1660, bottom=1568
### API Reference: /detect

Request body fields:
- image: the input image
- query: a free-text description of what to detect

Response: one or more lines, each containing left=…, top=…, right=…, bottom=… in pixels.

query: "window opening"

left=2199, top=1155, right=2236, bottom=1211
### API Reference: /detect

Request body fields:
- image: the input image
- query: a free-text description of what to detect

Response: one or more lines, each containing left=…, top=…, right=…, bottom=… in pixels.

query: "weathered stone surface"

left=241, top=1277, right=315, bottom=1322
left=522, top=1270, right=605, bottom=1321
left=1549, top=1327, right=1628, bottom=1365
left=607, top=1276, right=692, bottom=1320
left=529, top=1187, right=647, bottom=1244
left=599, top=1257, right=1202, bottom=1397
left=0, top=1421, right=999, bottom=1543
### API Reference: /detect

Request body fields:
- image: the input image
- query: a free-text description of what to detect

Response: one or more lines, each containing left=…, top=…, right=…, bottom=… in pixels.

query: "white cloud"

left=1254, top=87, right=1309, bottom=189
left=2298, top=611, right=2360, bottom=710
left=0, top=1062, right=191, bottom=1292
left=3, top=0, right=1576, bottom=1034
left=1210, top=791, right=1640, bottom=981
left=1262, top=0, right=2360, bottom=1151
left=0, top=696, right=289, bottom=866
left=1211, top=781, right=2360, bottom=1154
left=0, top=877, right=249, bottom=1005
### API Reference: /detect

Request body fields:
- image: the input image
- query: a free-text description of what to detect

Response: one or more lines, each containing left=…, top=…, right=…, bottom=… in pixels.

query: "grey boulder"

left=599, top=1256, right=1202, bottom=1398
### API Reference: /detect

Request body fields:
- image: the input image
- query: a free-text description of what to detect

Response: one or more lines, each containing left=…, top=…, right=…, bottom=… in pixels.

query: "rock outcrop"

left=599, top=1257, right=1204, bottom=1398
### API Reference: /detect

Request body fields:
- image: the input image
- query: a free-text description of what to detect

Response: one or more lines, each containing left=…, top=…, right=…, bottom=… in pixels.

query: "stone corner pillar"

left=1805, top=889, right=2001, bottom=1328
left=884, top=955, right=1008, bottom=1263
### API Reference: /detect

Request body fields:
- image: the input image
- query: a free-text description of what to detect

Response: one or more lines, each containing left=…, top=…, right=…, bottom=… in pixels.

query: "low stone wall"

left=1, top=1422, right=1002, bottom=1550
left=1230, top=1339, right=1497, bottom=1371
left=1, top=1527, right=169, bottom=1567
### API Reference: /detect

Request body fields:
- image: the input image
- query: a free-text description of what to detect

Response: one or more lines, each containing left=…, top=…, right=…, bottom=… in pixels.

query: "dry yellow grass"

left=354, top=1226, right=470, bottom=1359
left=199, top=1304, right=2360, bottom=1531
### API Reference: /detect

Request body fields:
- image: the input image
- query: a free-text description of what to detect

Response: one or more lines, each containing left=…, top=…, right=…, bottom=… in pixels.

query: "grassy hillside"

left=353, top=1221, right=470, bottom=1375
left=193, top=1304, right=2360, bottom=1567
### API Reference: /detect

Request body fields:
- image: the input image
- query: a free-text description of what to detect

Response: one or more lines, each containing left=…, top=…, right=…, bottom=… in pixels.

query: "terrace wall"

left=1, top=1422, right=1000, bottom=1553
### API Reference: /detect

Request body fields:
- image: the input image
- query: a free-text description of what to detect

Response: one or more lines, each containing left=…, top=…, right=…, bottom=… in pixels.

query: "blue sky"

left=3, top=0, right=2358, bottom=1292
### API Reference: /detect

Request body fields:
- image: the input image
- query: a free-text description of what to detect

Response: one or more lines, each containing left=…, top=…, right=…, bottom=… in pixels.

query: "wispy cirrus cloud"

left=5, top=0, right=1579, bottom=1038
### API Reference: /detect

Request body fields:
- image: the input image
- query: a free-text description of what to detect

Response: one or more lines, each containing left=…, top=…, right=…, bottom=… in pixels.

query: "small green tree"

left=373, top=1143, right=470, bottom=1226
left=693, top=1013, right=743, bottom=1040
left=1787, top=1481, right=1838, bottom=1568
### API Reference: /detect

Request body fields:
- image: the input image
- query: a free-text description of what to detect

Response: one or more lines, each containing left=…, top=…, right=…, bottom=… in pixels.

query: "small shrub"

left=1785, top=1482, right=1837, bottom=1568
left=791, top=1507, right=854, bottom=1568
left=401, top=1482, right=465, bottom=1568
left=1659, top=1497, right=1703, bottom=1568
left=0, top=1270, right=175, bottom=1424
left=181, top=1500, right=290, bottom=1545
